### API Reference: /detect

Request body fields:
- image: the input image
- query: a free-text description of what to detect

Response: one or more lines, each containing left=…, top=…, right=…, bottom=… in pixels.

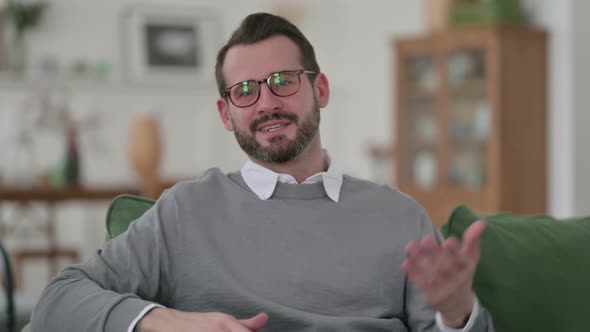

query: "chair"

left=104, top=194, right=156, bottom=242
left=1, top=243, right=16, bottom=332
left=21, top=194, right=155, bottom=332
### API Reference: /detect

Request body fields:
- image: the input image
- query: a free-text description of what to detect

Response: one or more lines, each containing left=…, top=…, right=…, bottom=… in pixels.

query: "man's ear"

left=314, top=73, right=330, bottom=108
left=217, top=98, right=234, bottom=132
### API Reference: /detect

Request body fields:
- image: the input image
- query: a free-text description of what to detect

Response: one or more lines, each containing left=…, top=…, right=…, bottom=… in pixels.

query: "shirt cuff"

left=435, top=296, right=480, bottom=332
left=127, top=303, right=164, bottom=332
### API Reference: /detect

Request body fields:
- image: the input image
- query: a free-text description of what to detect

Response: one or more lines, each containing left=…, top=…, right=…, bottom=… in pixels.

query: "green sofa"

left=23, top=198, right=590, bottom=332
left=442, top=205, right=590, bottom=332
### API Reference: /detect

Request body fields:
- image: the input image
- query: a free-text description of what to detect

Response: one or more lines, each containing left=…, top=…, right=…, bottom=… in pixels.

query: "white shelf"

left=0, top=72, right=217, bottom=96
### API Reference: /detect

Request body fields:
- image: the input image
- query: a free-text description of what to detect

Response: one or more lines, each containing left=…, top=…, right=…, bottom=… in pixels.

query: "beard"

left=232, top=99, right=321, bottom=164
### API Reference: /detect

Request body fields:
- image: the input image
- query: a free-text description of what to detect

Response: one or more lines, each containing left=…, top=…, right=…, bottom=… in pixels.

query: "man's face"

left=231, top=97, right=321, bottom=163
left=217, top=35, right=329, bottom=164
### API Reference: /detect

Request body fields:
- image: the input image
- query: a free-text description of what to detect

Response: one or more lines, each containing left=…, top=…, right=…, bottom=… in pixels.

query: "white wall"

left=524, top=0, right=575, bottom=217
left=571, top=0, right=590, bottom=216
left=1, top=0, right=425, bottom=186
left=0, top=0, right=425, bottom=296
left=525, top=0, right=590, bottom=217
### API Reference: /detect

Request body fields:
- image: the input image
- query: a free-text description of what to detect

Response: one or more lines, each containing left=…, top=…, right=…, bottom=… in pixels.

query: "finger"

left=414, top=236, right=443, bottom=271
left=406, top=236, right=440, bottom=257
left=410, top=236, right=442, bottom=266
left=419, top=235, right=440, bottom=253
left=426, top=244, right=475, bottom=308
left=227, top=321, right=256, bottom=332
left=433, top=238, right=472, bottom=289
left=442, top=237, right=460, bottom=252
left=412, top=238, right=464, bottom=286
left=405, top=240, right=418, bottom=257
left=425, top=238, right=461, bottom=283
left=402, top=258, right=431, bottom=289
left=460, top=220, right=487, bottom=260
left=238, top=312, right=269, bottom=330
left=403, top=237, right=442, bottom=288
left=212, top=314, right=252, bottom=332
left=441, top=237, right=466, bottom=271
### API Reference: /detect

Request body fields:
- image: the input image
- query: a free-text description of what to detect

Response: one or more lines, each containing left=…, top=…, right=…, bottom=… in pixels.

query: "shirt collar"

left=240, top=152, right=343, bottom=202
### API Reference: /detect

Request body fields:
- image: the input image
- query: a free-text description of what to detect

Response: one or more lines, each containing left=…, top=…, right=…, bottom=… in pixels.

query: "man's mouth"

left=251, top=112, right=298, bottom=133
left=257, top=121, right=291, bottom=132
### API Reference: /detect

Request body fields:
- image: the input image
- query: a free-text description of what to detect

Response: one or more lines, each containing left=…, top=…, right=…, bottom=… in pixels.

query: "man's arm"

left=30, top=191, right=177, bottom=331
left=30, top=190, right=270, bottom=332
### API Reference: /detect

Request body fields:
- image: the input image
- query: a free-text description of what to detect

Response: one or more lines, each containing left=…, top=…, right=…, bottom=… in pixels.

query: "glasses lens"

left=230, top=80, right=260, bottom=107
left=269, top=72, right=300, bottom=96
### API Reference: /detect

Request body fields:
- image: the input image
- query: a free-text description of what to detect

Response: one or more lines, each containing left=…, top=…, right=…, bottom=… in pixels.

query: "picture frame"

left=120, top=5, right=221, bottom=86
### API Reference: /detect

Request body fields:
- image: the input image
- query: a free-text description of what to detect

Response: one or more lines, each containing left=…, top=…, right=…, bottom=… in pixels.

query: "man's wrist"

left=441, top=311, right=471, bottom=329
left=133, top=317, right=143, bottom=332
left=132, top=306, right=166, bottom=332
left=440, top=295, right=474, bottom=328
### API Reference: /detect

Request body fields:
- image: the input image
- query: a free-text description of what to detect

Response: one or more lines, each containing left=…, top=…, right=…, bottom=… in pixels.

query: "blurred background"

left=0, top=0, right=589, bottom=328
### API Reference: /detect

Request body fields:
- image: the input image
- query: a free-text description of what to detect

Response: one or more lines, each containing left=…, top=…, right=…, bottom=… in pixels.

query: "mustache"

left=250, top=112, right=298, bottom=133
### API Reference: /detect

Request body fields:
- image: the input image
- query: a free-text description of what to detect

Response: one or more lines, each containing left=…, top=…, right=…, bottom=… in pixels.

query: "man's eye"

left=272, top=73, right=292, bottom=86
left=273, top=77, right=291, bottom=86
left=239, top=87, right=253, bottom=96
left=276, top=79, right=291, bottom=86
left=236, top=82, right=254, bottom=97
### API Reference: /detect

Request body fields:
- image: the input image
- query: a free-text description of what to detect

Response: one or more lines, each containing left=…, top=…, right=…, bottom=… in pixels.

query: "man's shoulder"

left=341, top=174, right=402, bottom=197
left=166, top=168, right=240, bottom=196
left=341, top=174, right=423, bottom=209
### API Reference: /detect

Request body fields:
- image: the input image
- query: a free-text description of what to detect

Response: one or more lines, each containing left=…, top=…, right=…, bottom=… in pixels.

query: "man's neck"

left=250, top=142, right=327, bottom=183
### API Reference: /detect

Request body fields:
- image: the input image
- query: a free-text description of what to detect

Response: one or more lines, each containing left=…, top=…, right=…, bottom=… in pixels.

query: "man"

left=31, top=13, right=494, bottom=332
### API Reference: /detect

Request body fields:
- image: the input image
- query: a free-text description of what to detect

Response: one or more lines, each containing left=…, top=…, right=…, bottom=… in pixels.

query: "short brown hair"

left=215, top=12, right=320, bottom=97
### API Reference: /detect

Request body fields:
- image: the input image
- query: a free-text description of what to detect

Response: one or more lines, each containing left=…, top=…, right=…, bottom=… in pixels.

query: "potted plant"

left=1, top=0, right=48, bottom=72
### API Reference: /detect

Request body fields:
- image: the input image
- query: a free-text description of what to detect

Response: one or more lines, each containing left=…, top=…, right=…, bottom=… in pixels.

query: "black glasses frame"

left=223, top=70, right=318, bottom=108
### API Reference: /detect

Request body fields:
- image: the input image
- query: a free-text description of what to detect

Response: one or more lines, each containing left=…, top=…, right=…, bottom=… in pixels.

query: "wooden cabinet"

left=394, top=26, right=547, bottom=226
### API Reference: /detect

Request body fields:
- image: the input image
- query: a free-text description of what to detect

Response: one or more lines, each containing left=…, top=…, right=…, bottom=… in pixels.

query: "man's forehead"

left=222, top=35, right=302, bottom=83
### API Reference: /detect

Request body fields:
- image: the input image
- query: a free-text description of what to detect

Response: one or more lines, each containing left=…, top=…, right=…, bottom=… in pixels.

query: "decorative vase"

left=128, top=114, right=162, bottom=199
left=49, top=126, right=81, bottom=189
left=64, top=126, right=80, bottom=187
left=425, top=0, right=453, bottom=33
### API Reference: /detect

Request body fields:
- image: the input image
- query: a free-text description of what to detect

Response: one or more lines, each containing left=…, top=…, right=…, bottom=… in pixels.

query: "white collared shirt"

left=240, top=154, right=343, bottom=202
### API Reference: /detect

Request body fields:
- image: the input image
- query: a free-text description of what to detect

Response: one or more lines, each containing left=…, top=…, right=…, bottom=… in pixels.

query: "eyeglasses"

left=223, top=70, right=318, bottom=108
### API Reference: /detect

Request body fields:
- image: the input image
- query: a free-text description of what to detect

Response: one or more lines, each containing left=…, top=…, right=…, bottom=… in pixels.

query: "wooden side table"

left=0, top=186, right=141, bottom=288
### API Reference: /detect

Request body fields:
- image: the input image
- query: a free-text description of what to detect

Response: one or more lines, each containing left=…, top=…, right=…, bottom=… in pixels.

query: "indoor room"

left=1, top=0, right=589, bottom=331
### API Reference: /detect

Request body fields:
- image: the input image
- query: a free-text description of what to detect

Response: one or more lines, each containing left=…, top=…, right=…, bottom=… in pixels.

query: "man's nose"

left=256, top=83, right=282, bottom=114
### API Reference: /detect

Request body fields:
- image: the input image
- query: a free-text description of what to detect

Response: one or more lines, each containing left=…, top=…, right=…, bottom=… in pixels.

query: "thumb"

left=460, top=220, right=487, bottom=260
left=238, top=312, right=269, bottom=330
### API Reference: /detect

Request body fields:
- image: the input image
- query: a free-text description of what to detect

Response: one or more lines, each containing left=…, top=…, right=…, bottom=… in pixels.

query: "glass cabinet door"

left=403, top=54, right=439, bottom=190
left=447, top=49, right=489, bottom=190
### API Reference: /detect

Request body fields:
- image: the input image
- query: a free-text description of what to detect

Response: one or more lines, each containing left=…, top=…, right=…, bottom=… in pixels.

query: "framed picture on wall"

left=121, top=5, right=221, bottom=85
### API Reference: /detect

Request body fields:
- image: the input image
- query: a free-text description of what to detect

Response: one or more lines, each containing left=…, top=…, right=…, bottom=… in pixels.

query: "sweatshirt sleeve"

left=404, top=209, right=495, bottom=332
left=30, top=190, right=178, bottom=331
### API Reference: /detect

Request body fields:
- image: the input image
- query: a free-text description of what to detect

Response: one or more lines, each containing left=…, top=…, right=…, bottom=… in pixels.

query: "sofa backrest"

left=105, top=194, right=155, bottom=241
left=442, top=205, right=590, bottom=332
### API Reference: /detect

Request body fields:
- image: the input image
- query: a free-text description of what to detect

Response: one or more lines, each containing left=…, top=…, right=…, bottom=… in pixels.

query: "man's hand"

left=401, top=220, right=487, bottom=328
left=140, top=308, right=269, bottom=332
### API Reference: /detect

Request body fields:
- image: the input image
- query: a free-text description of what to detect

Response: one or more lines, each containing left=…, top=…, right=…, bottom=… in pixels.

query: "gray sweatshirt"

left=30, top=169, right=494, bottom=331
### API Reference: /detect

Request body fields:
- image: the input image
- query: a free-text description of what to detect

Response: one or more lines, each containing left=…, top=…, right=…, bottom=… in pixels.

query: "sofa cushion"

left=441, top=205, right=590, bottom=332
